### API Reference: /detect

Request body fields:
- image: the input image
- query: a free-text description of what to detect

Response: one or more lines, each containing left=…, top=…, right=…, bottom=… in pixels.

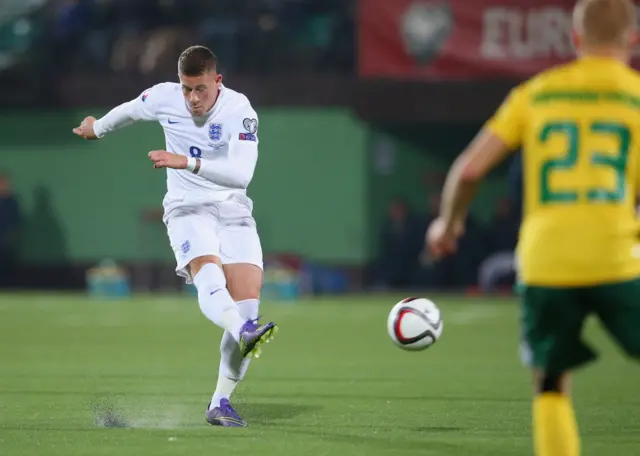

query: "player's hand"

left=72, top=116, right=99, bottom=140
left=426, top=217, right=464, bottom=260
left=148, top=150, right=188, bottom=169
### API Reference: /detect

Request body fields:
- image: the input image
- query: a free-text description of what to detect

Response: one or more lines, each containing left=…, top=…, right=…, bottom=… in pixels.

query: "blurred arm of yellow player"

left=426, top=87, right=525, bottom=259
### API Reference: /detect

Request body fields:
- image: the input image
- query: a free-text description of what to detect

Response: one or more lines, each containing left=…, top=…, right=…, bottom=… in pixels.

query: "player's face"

left=179, top=71, right=222, bottom=116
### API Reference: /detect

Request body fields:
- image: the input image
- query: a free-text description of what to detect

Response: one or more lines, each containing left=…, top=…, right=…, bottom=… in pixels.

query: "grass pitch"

left=0, top=292, right=638, bottom=455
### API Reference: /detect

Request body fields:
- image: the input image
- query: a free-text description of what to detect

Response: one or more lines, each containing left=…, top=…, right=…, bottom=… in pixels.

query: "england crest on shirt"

left=208, top=123, right=223, bottom=143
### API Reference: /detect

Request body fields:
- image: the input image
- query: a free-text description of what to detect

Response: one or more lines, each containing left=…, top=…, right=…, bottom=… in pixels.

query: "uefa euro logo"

left=400, top=2, right=453, bottom=66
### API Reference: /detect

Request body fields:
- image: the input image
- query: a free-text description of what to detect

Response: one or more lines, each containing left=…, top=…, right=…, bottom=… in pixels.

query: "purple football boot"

left=206, top=399, right=247, bottom=427
left=238, top=317, right=278, bottom=359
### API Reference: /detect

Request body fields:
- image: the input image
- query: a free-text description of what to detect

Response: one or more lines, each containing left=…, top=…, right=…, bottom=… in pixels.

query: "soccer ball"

left=387, top=297, right=443, bottom=351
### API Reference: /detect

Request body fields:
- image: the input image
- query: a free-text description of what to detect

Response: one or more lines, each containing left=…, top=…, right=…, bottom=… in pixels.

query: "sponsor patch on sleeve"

left=239, top=133, right=257, bottom=142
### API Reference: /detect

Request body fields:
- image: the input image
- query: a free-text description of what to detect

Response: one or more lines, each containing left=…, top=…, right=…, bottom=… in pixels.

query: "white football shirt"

left=93, top=83, right=259, bottom=216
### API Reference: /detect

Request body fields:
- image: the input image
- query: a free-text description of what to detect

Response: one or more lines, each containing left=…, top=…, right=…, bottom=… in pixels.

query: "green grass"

left=0, top=293, right=638, bottom=456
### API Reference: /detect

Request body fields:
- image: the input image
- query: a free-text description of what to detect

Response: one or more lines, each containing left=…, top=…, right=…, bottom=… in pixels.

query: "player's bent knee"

left=224, top=263, right=262, bottom=301
left=227, top=282, right=261, bottom=302
left=189, top=255, right=222, bottom=278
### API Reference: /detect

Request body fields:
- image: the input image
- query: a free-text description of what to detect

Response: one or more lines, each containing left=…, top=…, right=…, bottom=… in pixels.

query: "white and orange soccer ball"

left=387, top=297, right=443, bottom=351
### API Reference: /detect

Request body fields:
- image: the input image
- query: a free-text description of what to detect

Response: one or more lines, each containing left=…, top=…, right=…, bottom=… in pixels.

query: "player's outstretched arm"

left=72, top=86, right=160, bottom=140
left=72, top=101, right=139, bottom=140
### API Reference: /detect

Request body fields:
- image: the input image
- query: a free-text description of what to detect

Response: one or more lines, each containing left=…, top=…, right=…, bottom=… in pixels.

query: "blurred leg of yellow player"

left=523, top=280, right=640, bottom=456
left=521, top=286, right=591, bottom=456
left=533, top=373, right=579, bottom=456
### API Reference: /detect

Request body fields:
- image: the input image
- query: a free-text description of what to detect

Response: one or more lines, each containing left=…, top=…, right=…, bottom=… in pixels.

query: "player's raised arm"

left=72, top=85, right=161, bottom=140
left=148, top=107, right=259, bottom=189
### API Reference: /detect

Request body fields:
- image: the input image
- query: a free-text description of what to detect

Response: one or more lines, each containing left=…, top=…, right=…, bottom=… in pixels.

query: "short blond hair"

left=573, top=0, right=637, bottom=46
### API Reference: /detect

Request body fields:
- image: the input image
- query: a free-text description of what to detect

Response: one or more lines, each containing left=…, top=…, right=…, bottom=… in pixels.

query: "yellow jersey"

left=486, top=56, right=640, bottom=286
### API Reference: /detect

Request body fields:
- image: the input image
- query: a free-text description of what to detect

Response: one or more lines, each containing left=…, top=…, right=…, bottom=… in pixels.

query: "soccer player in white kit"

left=72, top=46, right=278, bottom=428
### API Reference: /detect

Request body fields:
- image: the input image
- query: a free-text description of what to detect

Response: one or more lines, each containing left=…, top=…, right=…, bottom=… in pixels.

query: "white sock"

left=211, top=299, right=259, bottom=408
left=193, top=264, right=246, bottom=341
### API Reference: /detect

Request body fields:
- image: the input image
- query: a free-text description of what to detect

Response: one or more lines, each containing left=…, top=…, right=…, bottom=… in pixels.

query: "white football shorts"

left=164, top=198, right=263, bottom=283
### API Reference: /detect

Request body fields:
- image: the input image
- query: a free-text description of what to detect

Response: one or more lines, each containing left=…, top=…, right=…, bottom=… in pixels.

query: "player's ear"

left=215, top=73, right=223, bottom=84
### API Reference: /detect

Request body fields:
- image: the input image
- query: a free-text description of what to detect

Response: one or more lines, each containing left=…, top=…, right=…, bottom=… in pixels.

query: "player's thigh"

left=220, top=229, right=263, bottom=301
left=591, top=278, right=640, bottom=360
left=520, top=285, right=594, bottom=374
left=217, top=201, right=263, bottom=300
left=165, top=210, right=221, bottom=282
left=219, top=222, right=263, bottom=300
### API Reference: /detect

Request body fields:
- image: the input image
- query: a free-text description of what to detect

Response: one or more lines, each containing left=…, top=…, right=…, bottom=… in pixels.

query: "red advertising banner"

left=358, top=0, right=640, bottom=80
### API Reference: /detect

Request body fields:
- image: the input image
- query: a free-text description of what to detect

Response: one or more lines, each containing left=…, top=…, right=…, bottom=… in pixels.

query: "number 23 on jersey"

left=538, top=120, right=631, bottom=204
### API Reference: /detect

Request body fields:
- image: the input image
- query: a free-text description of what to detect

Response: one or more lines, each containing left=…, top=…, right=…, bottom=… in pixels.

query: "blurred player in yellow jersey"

left=427, top=0, right=640, bottom=455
